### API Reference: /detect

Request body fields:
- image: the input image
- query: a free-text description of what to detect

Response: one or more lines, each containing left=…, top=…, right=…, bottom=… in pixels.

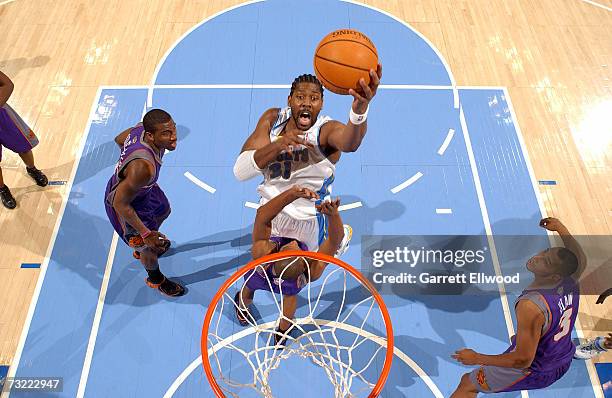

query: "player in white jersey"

left=233, top=68, right=382, bottom=251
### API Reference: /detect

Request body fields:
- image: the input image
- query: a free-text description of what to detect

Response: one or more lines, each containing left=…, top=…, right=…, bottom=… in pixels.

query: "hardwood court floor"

left=0, top=0, right=610, bottom=370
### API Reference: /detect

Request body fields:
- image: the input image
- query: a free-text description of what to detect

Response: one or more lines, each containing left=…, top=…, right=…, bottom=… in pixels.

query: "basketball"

left=313, top=29, right=378, bottom=95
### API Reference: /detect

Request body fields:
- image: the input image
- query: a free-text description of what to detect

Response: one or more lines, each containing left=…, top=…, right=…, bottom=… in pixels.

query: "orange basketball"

left=314, top=29, right=378, bottom=95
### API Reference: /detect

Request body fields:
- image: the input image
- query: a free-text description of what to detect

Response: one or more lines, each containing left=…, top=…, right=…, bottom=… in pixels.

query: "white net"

left=204, top=253, right=392, bottom=398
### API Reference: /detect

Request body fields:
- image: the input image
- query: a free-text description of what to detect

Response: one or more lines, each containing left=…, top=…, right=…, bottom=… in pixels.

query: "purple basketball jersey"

left=510, top=278, right=579, bottom=372
left=244, top=238, right=310, bottom=296
left=104, top=124, right=164, bottom=207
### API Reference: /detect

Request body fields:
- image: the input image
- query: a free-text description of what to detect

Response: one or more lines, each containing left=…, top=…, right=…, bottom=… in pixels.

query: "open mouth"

left=297, top=111, right=312, bottom=129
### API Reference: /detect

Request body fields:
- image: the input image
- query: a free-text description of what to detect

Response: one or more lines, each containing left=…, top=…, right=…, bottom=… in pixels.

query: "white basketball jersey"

left=257, top=107, right=335, bottom=220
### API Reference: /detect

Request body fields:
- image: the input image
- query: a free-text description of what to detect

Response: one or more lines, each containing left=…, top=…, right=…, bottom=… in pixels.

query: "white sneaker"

left=574, top=337, right=607, bottom=360
left=335, top=225, right=353, bottom=257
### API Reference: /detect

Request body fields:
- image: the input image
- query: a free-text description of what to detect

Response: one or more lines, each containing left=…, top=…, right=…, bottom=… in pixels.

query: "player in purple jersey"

left=234, top=185, right=345, bottom=347
left=0, top=70, right=48, bottom=209
left=451, top=217, right=587, bottom=396
left=104, top=109, right=185, bottom=297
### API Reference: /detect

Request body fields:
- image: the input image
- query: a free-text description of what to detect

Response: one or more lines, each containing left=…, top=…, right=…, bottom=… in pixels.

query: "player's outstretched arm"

left=452, top=300, right=543, bottom=369
left=251, top=186, right=319, bottom=258
left=320, top=64, right=382, bottom=153
left=540, top=217, right=587, bottom=279
left=113, top=160, right=168, bottom=251
left=0, top=70, right=15, bottom=107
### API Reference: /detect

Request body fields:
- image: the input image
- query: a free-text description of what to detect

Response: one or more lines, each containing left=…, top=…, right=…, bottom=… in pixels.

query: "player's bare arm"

left=236, top=108, right=309, bottom=169
left=113, top=159, right=167, bottom=251
left=453, top=300, right=544, bottom=368
left=320, top=64, right=382, bottom=153
left=309, top=198, right=345, bottom=281
left=0, top=70, right=15, bottom=107
left=540, top=217, right=587, bottom=279
left=251, top=185, right=319, bottom=259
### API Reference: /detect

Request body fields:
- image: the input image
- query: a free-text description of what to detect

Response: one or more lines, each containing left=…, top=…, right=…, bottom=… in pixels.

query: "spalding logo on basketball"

left=314, top=29, right=379, bottom=95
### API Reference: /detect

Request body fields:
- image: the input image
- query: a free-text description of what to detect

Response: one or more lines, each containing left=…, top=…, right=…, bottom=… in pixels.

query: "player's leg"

left=0, top=120, right=17, bottom=208
left=104, top=188, right=184, bottom=297
left=0, top=164, right=17, bottom=209
left=19, top=150, right=48, bottom=187
left=234, top=284, right=255, bottom=326
left=450, top=373, right=479, bottom=398
left=457, top=363, right=570, bottom=396
left=0, top=104, right=47, bottom=187
left=239, top=284, right=254, bottom=307
left=140, top=247, right=185, bottom=297
left=134, top=185, right=171, bottom=259
left=236, top=269, right=273, bottom=326
left=151, top=185, right=172, bottom=227
left=275, top=294, right=297, bottom=346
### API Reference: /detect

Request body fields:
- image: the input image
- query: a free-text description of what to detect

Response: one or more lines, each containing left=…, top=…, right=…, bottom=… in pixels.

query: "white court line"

left=338, top=201, right=363, bottom=211
left=75, top=95, right=153, bottom=397
left=435, top=208, right=452, bottom=214
left=341, top=0, right=459, bottom=109
left=381, top=84, right=452, bottom=90
left=459, top=105, right=521, bottom=353
left=390, top=171, right=423, bottom=194
left=146, top=0, right=266, bottom=106
left=184, top=171, right=216, bottom=194
left=152, top=84, right=290, bottom=89
left=504, top=88, right=604, bottom=398
left=437, top=128, right=455, bottom=155
left=244, top=201, right=363, bottom=211
left=163, top=319, right=444, bottom=398
left=245, top=201, right=260, bottom=209
left=0, top=0, right=17, bottom=6
left=145, top=0, right=460, bottom=109
left=109, top=84, right=503, bottom=90
left=76, top=233, right=119, bottom=398
left=2, top=86, right=104, bottom=398
left=582, top=0, right=612, bottom=12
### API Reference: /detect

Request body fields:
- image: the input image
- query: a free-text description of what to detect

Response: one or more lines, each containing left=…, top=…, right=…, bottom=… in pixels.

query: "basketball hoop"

left=201, top=250, right=393, bottom=398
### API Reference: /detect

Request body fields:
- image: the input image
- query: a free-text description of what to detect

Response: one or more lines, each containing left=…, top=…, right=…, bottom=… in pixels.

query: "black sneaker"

left=26, top=166, right=48, bottom=187
left=274, top=326, right=290, bottom=348
left=234, top=291, right=252, bottom=326
left=158, top=278, right=186, bottom=297
left=0, top=185, right=16, bottom=209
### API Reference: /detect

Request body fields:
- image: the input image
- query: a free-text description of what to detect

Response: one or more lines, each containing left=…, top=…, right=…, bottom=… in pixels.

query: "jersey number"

left=270, top=161, right=292, bottom=179
left=553, top=308, right=573, bottom=341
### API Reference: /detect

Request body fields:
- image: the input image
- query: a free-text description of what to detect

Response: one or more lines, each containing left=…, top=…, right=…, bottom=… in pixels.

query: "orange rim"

left=201, top=250, right=393, bottom=398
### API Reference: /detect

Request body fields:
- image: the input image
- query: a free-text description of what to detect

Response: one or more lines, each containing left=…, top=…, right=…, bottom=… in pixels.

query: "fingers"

left=293, top=186, right=319, bottom=200
left=348, top=88, right=367, bottom=104
left=301, top=188, right=319, bottom=200
left=316, top=201, right=330, bottom=213
left=359, top=77, right=374, bottom=99
left=279, top=135, right=313, bottom=151
left=316, top=198, right=341, bottom=214
left=369, top=67, right=381, bottom=88
left=376, top=63, right=383, bottom=79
